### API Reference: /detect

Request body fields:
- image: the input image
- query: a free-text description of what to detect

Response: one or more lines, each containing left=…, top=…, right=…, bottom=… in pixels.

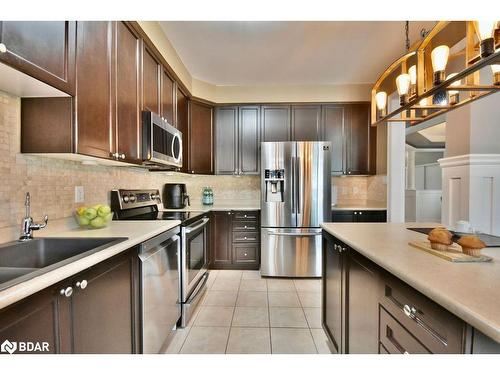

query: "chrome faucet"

left=19, top=192, right=48, bottom=241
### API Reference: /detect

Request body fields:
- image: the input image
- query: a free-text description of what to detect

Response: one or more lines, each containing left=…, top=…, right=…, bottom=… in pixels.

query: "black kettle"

left=163, top=183, right=190, bottom=209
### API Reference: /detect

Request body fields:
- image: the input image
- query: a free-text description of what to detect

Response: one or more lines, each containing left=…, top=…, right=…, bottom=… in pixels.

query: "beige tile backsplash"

left=0, top=90, right=385, bottom=230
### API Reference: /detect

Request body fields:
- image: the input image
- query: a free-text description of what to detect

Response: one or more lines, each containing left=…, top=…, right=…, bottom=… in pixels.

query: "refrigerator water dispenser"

left=264, top=169, right=285, bottom=202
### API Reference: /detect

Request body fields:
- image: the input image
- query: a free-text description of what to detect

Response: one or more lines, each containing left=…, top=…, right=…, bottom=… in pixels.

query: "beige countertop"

left=331, top=200, right=387, bottom=211
left=0, top=220, right=180, bottom=310
left=321, top=222, right=500, bottom=343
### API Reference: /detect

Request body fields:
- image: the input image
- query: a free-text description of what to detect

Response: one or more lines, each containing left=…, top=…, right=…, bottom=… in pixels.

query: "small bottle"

left=208, top=187, right=214, bottom=205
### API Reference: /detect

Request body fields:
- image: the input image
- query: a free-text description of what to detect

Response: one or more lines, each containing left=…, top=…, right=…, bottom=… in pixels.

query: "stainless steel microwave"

left=142, top=111, right=182, bottom=169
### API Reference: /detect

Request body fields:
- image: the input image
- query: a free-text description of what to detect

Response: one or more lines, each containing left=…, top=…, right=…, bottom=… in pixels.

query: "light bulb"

left=408, top=65, right=417, bottom=85
left=477, top=20, right=495, bottom=40
left=396, top=74, right=411, bottom=95
left=477, top=21, right=496, bottom=57
left=431, top=45, right=449, bottom=72
left=447, top=73, right=461, bottom=105
left=419, top=98, right=427, bottom=106
left=492, top=64, right=500, bottom=85
left=375, top=91, right=387, bottom=110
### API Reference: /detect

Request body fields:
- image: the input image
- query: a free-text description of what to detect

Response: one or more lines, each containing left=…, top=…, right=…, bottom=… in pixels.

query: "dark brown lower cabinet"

left=0, top=247, right=139, bottom=354
left=331, top=210, right=387, bottom=223
left=322, top=231, right=500, bottom=354
left=209, top=211, right=260, bottom=270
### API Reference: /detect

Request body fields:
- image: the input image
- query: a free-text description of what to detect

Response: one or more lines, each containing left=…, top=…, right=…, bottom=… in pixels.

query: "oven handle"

left=267, top=230, right=321, bottom=237
left=184, top=217, right=210, bottom=234
left=185, top=272, right=209, bottom=307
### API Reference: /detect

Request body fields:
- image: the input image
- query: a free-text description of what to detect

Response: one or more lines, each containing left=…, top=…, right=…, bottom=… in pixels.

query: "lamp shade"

left=477, top=20, right=495, bottom=40
left=396, top=74, right=411, bottom=95
left=431, top=45, right=450, bottom=72
left=408, top=65, right=417, bottom=85
left=419, top=97, right=428, bottom=106
left=375, top=91, right=387, bottom=110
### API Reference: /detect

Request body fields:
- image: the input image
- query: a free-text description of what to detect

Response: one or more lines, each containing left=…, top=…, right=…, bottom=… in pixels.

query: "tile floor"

left=165, top=270, right=333, bottom=354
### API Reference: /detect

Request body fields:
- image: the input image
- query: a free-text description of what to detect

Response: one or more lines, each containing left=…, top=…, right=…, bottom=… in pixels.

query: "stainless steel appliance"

left=111, top=189, right=209, bottom=330
left=142, top=111, right=182, bottom=169
left=163, top=183, right=190, bottom=209
left=139, top=227, right=181, bottom=353
left=260, top=141, right=331, bottom=277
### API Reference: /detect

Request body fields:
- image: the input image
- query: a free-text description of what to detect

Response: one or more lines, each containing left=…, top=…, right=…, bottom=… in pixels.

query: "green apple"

left=97, top=205, right=111, bottom=217
left=83, top=208, right=97, bottom=220
left=90, top=216, right=105, bottom=228
left=103, top=212, right=114, bottom=223
left=92, top=204, right=103, bottom=211
left=77, top=215, right=90, bottom=226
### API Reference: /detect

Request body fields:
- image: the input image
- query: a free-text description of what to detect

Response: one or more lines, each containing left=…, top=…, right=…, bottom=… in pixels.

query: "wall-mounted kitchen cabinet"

left=141, top=44, right=160, bottom=114
left=261, top=105, right=291, bottom=142
left=176, top=87, right=189, bottom=173
left=215, top=105, right=260, bottom=175
left=0, top=21, right=76, bottom=95
left=292, top=105, right=322, bottom=141
left=0, top=248, right=139, bottom=354
left=161, top=68, right=175, bottom=126
left=188, top=100, right=214, bottom=174
left=21, top=21, right=143, bottom=164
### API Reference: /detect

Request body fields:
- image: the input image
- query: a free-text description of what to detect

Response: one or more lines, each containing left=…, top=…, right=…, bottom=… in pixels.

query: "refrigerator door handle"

left=291, top=156, right=295, bottom=214
left=296, top=156, right=301, bottom=214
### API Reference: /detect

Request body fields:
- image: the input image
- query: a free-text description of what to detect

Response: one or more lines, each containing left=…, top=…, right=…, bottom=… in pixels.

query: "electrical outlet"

left=75, top=186, right=85, bottom=203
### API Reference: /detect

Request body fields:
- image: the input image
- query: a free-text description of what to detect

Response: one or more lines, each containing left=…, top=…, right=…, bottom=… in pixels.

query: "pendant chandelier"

left=372, top=21, right=500, bottom=127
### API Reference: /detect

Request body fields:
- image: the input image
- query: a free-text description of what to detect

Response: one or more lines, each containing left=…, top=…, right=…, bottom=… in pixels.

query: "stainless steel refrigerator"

left=260, top=141, right=331, bottom=277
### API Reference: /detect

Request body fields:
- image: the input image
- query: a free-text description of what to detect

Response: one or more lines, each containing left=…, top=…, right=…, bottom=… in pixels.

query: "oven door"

left=181, top=217, right=210, bottom=301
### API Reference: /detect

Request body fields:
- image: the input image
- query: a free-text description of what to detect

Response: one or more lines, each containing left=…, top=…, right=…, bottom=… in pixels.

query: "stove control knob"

left=122, top=195, right=130, bottom=203
left=150, top=193, right=157, bottom=200
left=129, top=194, right=136, bottom=203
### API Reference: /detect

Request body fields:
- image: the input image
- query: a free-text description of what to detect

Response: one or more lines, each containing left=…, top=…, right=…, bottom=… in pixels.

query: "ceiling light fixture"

left=375, top=91, right=388, bottom=117
left=477, top=20, right=496, bottom=58
left=431, top=45, right=450, bottom=104
left=408, top=65, right=417, bottom=98
left=447, top=73, right=461, bottom=105
left=396, top=73, right=411, bottom=105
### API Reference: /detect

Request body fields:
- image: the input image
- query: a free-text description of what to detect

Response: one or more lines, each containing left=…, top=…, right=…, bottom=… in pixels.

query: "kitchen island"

left=321, top=222, right=500, bottom=354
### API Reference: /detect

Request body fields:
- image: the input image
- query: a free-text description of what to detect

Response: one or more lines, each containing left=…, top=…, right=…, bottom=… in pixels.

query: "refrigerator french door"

left=261, top=142, right=331, bottom=277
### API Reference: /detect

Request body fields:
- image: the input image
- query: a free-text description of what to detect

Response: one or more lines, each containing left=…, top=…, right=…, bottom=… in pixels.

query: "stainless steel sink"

left=0, top=237, right=127, bottom=290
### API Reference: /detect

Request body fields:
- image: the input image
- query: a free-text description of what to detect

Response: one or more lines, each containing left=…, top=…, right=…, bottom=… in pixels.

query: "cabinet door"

left=210, top=211, right=233, bottom=268
left=142, top=45, right=160, bottom=113
left=0, top=21, right=76, bottom=94
left=215, top=106, right=238, bottom=175
left=239, top=106, right=261, bottom=175
left=189, top=101, right=214, bottom=174
left=115, top=22, right=141, bottom=163
left=292, top=105, right=321, bottom=141
left=161, top=69, right=175, bottom=125
left=261, top=105, right=291, bottom=142
left=346, top=251, right=379, bottom=353
left=70, top=250, right=138, bottom=354
left=331, top=210, right=355, bottom=222
left=75, top=21, right=114, bottom=159
left=322, top=235, right=345, bottom=353
left=322, top=105, right=346, bottom=175
left=0, top=286, right=68, bottom=354
left=345, top=103, right=375, bottom=175
left=176, top=88, right=189, bottom=173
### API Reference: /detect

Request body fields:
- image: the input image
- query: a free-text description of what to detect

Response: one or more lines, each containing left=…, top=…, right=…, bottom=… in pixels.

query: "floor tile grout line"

left=266, top=278, right=273, bottom=354
left=224, top=271, right=242, bottom=354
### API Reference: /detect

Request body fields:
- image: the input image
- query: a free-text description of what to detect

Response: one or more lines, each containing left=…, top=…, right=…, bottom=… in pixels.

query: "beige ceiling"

left=159, top=21, right=437, bottom=86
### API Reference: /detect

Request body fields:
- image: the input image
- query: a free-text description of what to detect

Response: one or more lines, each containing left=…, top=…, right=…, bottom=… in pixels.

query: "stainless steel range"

left=111, top=189, right=210, bottom=351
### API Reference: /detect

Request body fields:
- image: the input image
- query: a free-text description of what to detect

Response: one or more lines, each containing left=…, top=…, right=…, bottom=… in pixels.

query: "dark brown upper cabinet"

left=161, top=68, right=175, bottom=126
left=215, top=106, right=238, bottom=175
left=176, top=87, right=189, bottom=173
left=238, top=106, right=260, bottom=175
left=322, top=105, right=345, bottom=175
left=292, top=105, right=321, bottom=141
left=322, top=102, right=375, bottom=175
left=189, top=100, right=214, bottom=174
left=115, top=21, right=141, bottom=163
left=261, top=105, right=291, bottom=142
left=0, top=21, right=76, bottom=95
left=142, top=44, right=160, bottom=114
left=215, top=105, right=261, bottom=176
left=345, top=102, right=376, bottom=175
left=75, top=21, right=115, bottom=159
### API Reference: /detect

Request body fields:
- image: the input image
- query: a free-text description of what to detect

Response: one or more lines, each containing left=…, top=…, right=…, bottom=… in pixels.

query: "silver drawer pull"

left=403, top=304, right=416, bottom=319
left=59, top=287, right=73, bottom=298
left=244, top=252, right=248, bottom=256
left=76, top=280, right=88, bottom=290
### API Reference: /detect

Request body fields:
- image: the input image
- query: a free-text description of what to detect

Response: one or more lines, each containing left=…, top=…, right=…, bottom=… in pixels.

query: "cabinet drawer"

left=233, top=211, right=259, bottom=221
left=232, top=220, right=259, bottom=232
left=379, top=307, right=430, bottom=354
left=234, top=244, right=258, bottom=263
left=379, top=273, right=465, bottom=353
left=233, top=232, right=259, bottom=243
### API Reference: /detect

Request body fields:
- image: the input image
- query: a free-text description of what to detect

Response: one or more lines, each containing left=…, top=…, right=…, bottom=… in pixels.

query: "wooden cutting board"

left=409, top=241, right=493, bottom=263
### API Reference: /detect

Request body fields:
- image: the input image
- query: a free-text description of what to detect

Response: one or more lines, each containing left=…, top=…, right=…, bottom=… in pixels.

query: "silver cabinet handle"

left=244, top=225, right=247, bottom=229
left=0, top=43, right=7, bottom=53
left=60, top=287, right=73, bottom=298
left=403, top=351, right=409, bottom=354
left=403, top=304, right=417, bottom=319
left=359, top=211, right=363, bottom=215
left=76, top=280, right=88, bottom=290
left=244, top=252, right=248, bottom=256
left=120, top=153, right=126, bottom=160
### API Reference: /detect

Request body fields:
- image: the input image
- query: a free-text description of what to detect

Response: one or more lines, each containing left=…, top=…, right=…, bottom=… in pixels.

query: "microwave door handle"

left=184, top=217, right=210, bottom=234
